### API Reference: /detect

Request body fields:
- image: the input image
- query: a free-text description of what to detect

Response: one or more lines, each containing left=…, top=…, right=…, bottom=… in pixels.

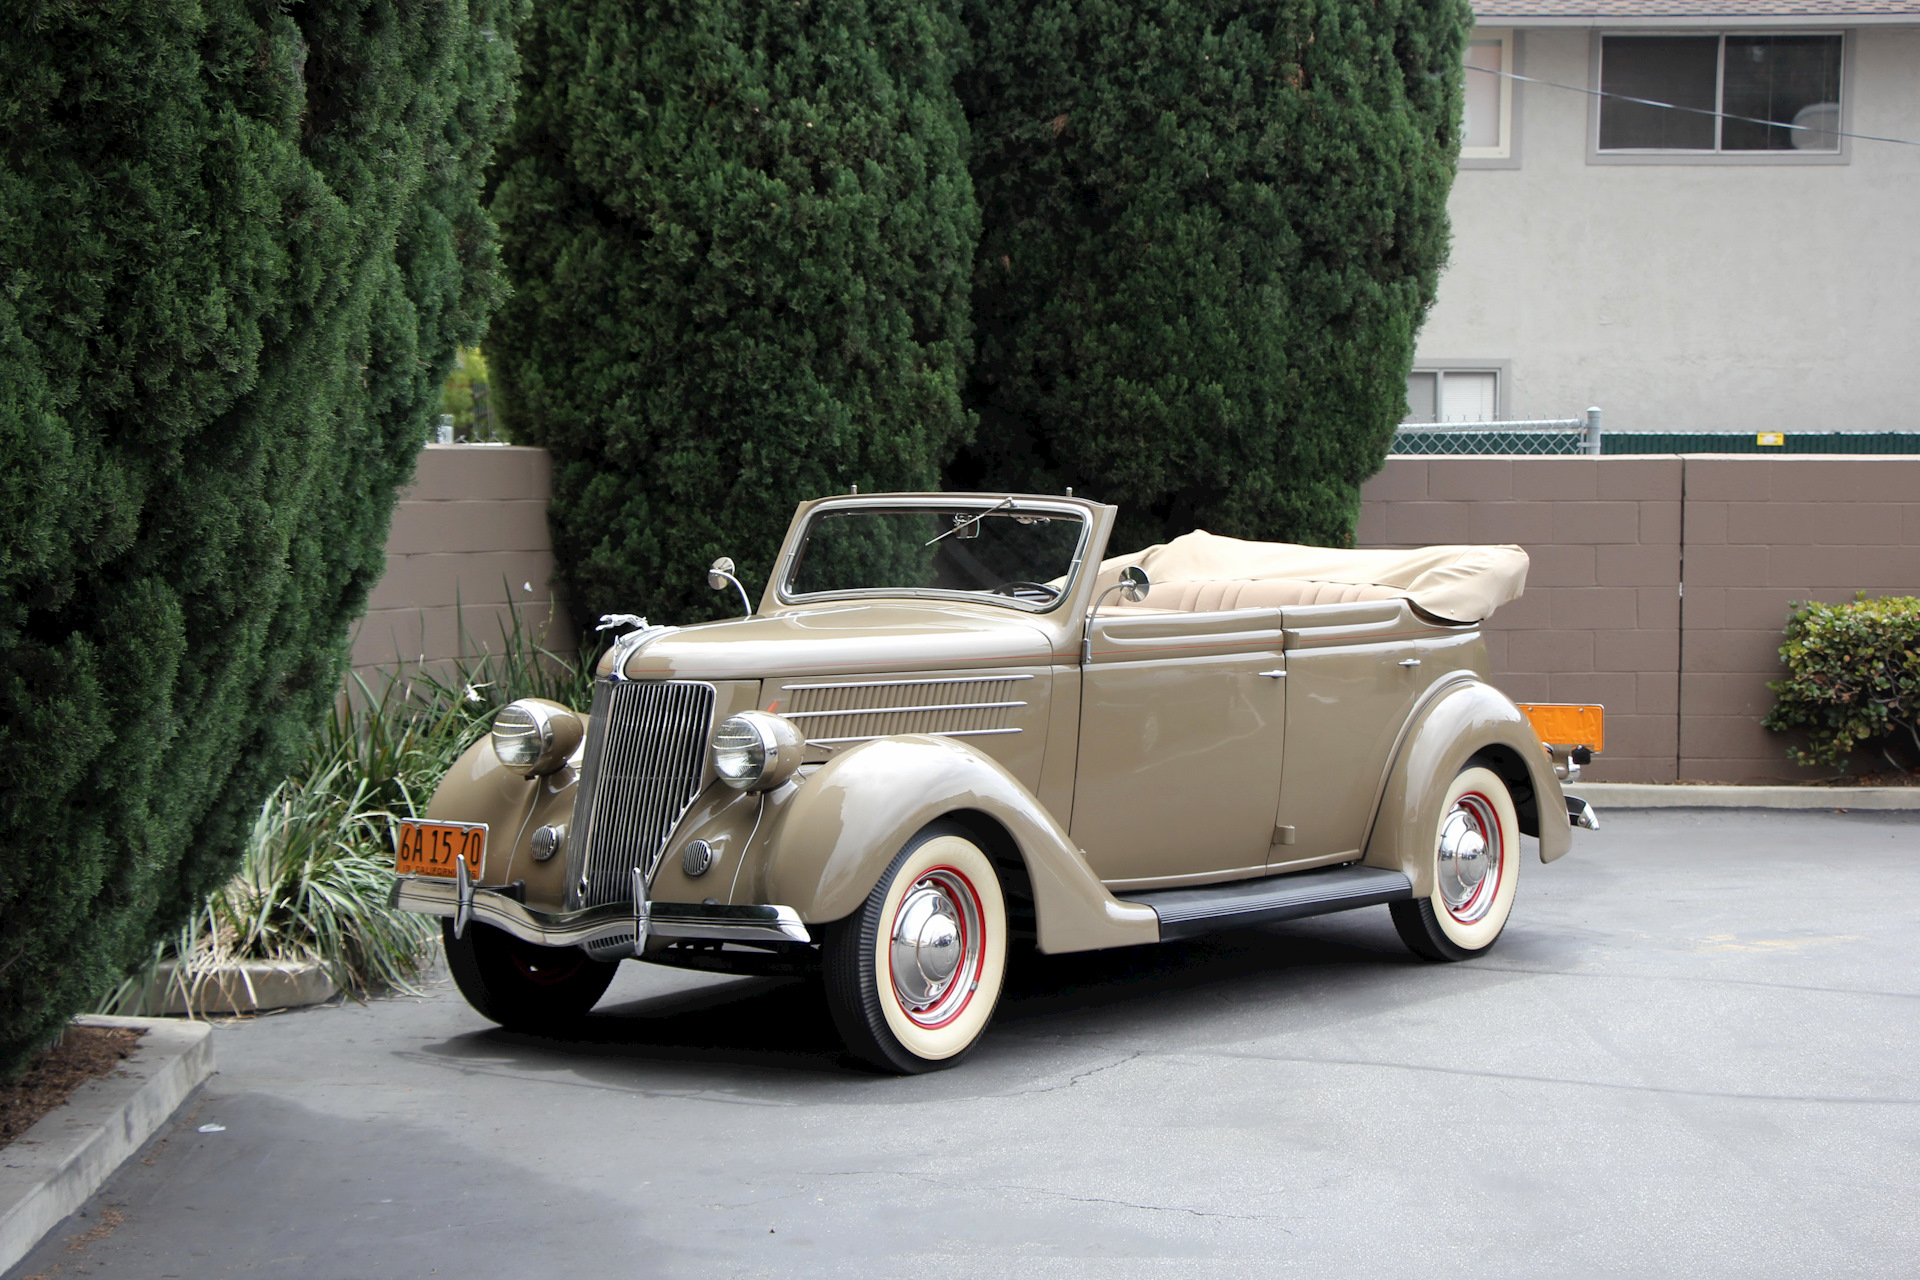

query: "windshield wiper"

left=925, top=496, right=1014, bottom=547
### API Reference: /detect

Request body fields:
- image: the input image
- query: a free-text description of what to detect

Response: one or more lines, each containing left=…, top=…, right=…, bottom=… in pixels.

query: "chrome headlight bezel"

left=490, top=699, right=583, bottom=778
left=712, top=711, right=805, bottom=792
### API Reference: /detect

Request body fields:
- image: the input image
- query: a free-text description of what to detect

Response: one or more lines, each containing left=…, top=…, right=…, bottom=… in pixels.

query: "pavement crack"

left=994, top=1183, right=1288, bottom=1226
left=388, top=1050, right=797, bottom=1106
left=996, top=1050, right=1144, bottom=1096
left=1192, top=1049, right=1920, bottom=1106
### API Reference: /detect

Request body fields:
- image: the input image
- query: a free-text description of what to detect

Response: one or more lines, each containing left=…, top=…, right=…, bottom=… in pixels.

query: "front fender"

left=759, top=735, right=1158, bottom=954
left=1363, top=679, right=1571, bottom=896
left=424, top=735, right=578, bottom=910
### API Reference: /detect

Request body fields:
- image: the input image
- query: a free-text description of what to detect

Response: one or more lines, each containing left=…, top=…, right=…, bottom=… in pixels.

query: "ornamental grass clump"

left=106, top=612, right=595, bottom=1017
left=1763, top=595, right=1920, bottom=773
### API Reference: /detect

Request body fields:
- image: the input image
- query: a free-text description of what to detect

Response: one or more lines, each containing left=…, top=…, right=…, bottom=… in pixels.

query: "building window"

left=1462, top=30, right=1514, bottom=161
left=1405, top=369, right=1501, bottom=424
left=1598, top=34, right=1842, bottom=153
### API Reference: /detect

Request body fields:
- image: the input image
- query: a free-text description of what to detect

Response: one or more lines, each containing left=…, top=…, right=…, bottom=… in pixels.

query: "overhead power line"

left=1466, top=64, right=1920, bottom=149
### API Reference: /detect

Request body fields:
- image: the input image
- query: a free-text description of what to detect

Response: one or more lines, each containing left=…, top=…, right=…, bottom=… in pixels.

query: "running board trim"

left=1121, top=864, right=1415, bottom=942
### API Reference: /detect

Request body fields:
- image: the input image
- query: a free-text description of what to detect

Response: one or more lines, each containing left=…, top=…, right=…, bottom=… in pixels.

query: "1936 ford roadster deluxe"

left=394, top=493, right=1600, bottom=1072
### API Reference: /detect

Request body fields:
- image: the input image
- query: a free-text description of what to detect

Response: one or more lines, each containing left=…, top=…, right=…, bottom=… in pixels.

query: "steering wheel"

left=991, top=581, right=1061, bottom=603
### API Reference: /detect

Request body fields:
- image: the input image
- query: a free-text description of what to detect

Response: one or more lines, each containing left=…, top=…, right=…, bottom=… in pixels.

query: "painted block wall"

left=350, top=444, right=575, bottom=683
left=1359, top=455, right=1920, bottom=782
left=358, top=448, right=1919, bottom=782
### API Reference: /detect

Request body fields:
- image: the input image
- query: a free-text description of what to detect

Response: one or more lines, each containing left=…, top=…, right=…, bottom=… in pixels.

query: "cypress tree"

left=0, top=0, right=523, bottom=1076
left=490, top=0, right=977, bottom=628
left=955, top=0, right=1468, bottom=551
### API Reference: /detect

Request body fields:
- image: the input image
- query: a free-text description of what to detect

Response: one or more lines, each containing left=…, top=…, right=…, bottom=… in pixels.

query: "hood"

left=611, top=601, right=1055, bottom=682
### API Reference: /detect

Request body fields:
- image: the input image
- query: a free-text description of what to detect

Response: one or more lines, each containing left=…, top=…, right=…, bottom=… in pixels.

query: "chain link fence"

left=1391, top=409, right=1601, bottom=456
left=1392, top=409, right=1920, bottom=456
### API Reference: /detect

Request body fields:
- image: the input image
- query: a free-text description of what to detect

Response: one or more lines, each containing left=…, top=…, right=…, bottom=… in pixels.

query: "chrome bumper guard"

left=1565, top=794, right=1601, bottom=831
left=391, top=876, right=812, bottom=951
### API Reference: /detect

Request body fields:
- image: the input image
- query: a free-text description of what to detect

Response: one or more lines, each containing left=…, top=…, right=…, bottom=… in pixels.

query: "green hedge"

left=1764, top=596, right=1920, bottom=772
left=0, top=0, right=523, bottom=1077
left=953, top=0, right=1469, bottom=552
left=490, top=0, right=978, bottom=627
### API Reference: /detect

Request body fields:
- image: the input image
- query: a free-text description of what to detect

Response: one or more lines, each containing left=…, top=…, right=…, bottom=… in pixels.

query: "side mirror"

left=707, top=557, right=752, bottom=618
left=1082, top=566, right=1154, bottom=664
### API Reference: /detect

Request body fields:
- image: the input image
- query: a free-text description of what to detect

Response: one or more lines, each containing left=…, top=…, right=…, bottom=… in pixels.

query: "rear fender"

left=758, top=735, right=1158, bottom=954
left=1363, top=679, right=1571, bottom=896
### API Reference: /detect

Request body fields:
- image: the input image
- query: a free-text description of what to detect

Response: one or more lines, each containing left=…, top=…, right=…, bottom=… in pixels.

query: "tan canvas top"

left=1090, top=531, right=1529, bottom=624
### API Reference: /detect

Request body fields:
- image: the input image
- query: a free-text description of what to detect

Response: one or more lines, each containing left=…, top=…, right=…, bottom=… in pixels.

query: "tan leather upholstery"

left=1137, top=579, right=1402, bottom=612
left=1090, top=531, right=1529, bottom=623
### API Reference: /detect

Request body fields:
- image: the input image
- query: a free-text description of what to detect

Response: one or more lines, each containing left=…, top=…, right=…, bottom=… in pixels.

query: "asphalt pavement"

left=9, top=808, right=1919, bottom=1280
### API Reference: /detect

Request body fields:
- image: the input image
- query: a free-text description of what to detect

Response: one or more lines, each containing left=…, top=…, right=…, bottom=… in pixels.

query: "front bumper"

left=391, top=875, right=812, bottom=952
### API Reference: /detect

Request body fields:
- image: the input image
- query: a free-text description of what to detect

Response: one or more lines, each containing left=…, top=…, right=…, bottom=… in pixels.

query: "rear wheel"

left=822, top=822, right=1008, bottom=1073
left=1390, top=765, right=1520, bottom=962
left=443, top=920, right=618, bottom=1031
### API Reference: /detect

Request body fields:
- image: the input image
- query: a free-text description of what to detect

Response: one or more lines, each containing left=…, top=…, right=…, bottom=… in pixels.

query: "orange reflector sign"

left=1517, top=703, right=1605, bottom=752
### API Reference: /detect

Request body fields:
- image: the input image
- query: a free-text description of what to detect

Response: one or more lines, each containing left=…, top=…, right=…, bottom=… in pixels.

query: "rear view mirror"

left=1118, top=565, right=1151, bottom=603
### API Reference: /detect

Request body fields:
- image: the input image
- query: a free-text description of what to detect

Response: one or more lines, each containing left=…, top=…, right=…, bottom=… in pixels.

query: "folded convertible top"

left=1089, top=530, right=1530, bottom=624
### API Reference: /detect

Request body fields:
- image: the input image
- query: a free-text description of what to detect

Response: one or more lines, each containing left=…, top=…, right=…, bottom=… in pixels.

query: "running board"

left=1122, top=864, right=1415, bottom=942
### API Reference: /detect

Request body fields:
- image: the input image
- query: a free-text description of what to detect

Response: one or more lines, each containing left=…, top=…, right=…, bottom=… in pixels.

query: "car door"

left=1069, top=608, right=1288, bottom=889
left=1271, top=600, right=1479, bottom=870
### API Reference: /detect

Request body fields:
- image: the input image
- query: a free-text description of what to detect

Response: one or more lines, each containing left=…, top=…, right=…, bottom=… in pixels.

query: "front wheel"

left=1390, top=764, right=1521, bottom=962
left=443, top=921, right=619, bottom=1031
left=822, top=822, right=1008, bottom=1073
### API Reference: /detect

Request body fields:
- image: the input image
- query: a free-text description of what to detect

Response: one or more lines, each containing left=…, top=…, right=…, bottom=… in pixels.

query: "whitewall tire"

left=1390, top=764, right=1520, bottom=962
left=822, top=822, right=1008, bottom=1073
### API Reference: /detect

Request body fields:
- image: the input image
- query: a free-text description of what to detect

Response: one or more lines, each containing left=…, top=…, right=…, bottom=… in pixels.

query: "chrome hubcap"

left=888, top=869, right=983, bottom=1027
left=1437, top=794, right=1502, bottom=924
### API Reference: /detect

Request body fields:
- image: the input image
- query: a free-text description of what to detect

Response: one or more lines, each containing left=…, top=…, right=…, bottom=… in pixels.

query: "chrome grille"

left=781, top=675, right=1030, bottom=744
left=568, top=679, right=716, bottom=909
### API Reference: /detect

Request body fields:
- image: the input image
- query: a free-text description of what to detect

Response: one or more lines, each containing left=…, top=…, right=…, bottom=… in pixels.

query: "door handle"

left=1257, top=669, right=1287, bottom=678
left=1398, top=658, right=1421, bottom=667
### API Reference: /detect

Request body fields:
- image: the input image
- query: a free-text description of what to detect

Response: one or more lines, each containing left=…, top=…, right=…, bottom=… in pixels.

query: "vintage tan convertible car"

left=394, top=493, right=1599, bottom=1072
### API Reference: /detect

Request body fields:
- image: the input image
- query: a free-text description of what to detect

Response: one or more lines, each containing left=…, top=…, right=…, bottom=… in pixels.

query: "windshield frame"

left=771, top=495, right=1094, bottom=614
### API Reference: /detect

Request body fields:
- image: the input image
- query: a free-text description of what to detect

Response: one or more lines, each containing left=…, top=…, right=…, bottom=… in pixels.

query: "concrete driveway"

left=9, top=808, right=1918, bottom=1279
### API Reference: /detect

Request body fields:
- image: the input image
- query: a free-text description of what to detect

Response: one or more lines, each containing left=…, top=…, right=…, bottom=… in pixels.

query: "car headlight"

left=712, top=711, right=805, bottom=792
left=490, top=699, right=584, bottom=777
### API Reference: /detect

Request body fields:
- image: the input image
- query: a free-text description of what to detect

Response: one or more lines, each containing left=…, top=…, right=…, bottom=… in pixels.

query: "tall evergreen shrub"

left=490, top=0, right=977, bottom=627
left=0, top=0, right=523, bottom=1076
left=955, top=0, right=1468, bottom=551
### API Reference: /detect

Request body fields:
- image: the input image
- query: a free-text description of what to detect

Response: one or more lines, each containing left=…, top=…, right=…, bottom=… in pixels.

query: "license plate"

left=1517, top=703, right=1605, bottom=753
left=395, top=819, right=487, bottom=879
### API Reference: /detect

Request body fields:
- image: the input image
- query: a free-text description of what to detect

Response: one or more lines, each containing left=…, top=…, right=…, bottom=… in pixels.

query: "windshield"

left=784, top=502, right=1087, bottom=608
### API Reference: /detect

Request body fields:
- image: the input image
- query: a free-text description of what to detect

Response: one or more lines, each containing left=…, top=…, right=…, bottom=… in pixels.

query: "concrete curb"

left=0, top=1015, right=215, bottom=1274
left=136, top=960, right=338, bottom=1016
left=1573, top=782, right=1920, bottom=810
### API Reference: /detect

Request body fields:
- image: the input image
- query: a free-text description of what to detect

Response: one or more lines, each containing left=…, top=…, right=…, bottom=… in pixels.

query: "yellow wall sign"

left=1756, top=432, right=1785, bottom=446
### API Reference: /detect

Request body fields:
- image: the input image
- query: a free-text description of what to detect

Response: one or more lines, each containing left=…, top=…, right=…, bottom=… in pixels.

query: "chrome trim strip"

left=808, top=727, right=1022, bottom=745
left=784, top=700, right=1026, bottom=719
left=781, top=675, right=1035, bottom=692
left=393, top=877, right=812, bottom=947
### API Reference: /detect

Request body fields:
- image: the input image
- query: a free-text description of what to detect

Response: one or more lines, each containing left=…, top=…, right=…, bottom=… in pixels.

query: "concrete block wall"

left=1677, top=458, right=1920, bottom=782
left=350, top=445, right=574, bottom=682
left=354, top=448, right=1918, bottom=781
left=1359, top=455, right=1920, bottom=783
left=1358, top=458, right=1682, bottom=782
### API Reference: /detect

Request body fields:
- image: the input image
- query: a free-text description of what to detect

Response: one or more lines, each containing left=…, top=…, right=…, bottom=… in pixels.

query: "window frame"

left=1402, top=361, right=1511, bottom=425
left=1588, top=29, right=1852, bottom=166
left=1461, top=28, right=1520, bottom=168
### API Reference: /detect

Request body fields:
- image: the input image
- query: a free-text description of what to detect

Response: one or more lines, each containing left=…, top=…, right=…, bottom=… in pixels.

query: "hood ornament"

left=596, top=614, right=666, bottom=682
